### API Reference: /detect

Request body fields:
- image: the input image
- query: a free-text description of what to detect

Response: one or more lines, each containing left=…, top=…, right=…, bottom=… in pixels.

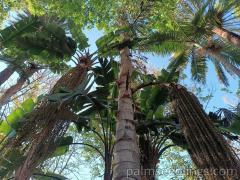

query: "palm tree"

left=173, top=0, right=240, bottom=85
left=0, top=63, right=39, bottom=106
left=113, top=37, right=141, bottom=179
left=140, top=0, right=240, bottom=87
left=0, top=67, right=14, bottom=86
left=180, top=0, right=240, bottom=48
left=128, top=50, right=239, bottom=179
left=0, top=14, right=77, bottom=107
left=0, top=13, right=76, bottom=82
left=0, top=15, right=39, bottom=86
left=12, top=55, right=91, bottom=180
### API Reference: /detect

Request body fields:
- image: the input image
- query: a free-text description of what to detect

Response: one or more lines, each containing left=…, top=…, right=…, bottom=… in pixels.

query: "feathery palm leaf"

left=191, top=47, right=208, bottom=83
left=211, top=58, right=229, bottom=86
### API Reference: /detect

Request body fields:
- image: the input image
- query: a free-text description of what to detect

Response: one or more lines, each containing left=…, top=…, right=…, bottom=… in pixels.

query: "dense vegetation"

left=0, top=0, right=240, bottom=179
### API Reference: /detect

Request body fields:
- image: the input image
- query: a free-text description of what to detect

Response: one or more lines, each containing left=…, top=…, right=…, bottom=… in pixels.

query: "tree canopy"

left=0, top=0, right=239, bottom=179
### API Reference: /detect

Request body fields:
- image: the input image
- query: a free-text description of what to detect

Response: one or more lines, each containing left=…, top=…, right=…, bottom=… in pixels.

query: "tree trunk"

left=113, top=46, right=141, bottom=180
left=0, top=67, right=37, bottom=107
left=213, top=27, right=240, bottom=48
left=170, top=83, right=240, bottom=180
left=104, top=152, right=112, bottom=180
left=14, top=58, right=90, bottom=180
left=0, top=66, right=14, bottom=86
left=139, top=135, right=158, bottom=180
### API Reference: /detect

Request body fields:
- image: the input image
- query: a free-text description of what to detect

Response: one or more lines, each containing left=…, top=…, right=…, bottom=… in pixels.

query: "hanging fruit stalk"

left=170, top=83, right=240, bottom=180
left=7, top=56, right=91, bottom=180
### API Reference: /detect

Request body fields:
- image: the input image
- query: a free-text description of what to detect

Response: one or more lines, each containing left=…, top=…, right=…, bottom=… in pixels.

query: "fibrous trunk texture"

left=113, top=46, right=140, bottom=180
left=170, top=83, right=240, bottom=180
left=0, top=67, right=37, bottom=107
left=11, top=58, right=90, bottom=180
left=213, top=27, right=240, bottom=48
left=0, top=66, right=14, bottom=86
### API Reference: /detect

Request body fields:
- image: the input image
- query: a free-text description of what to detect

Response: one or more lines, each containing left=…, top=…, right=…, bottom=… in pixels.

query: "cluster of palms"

left=0, top=0, right=240, bottom=179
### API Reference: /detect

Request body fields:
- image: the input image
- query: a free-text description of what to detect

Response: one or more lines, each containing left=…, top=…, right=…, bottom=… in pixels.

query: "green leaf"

left=0, top=15, right=40, bottom=46
left=0, top=121, right=12, bottom=136
left=0, top=99, right=35, bottom=136
left=47, top=92, right=71, bottom=102
left=0, top=149, right=25, bottom=178
left=146, top=110, right=154, bottom=120
left=58, top=136, right=73, bottom=146
left=155, top=105, right=164, bottom=119
left=50, top=146, right=69, bottom=158
left=7, top=108, right=25, bottom=123
left=49, top=136, right=73, bottom=158
left=227, top=120, right=240, bottom=135
left=21, top=98, right=35, bottom=112
left=68, top=20, right=89, bottom=50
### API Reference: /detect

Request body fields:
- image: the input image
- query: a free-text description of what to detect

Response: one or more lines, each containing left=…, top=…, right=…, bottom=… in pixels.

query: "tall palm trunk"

left=0, top=66, right=14, bottom=86
left=0, top=67, right=37, bottom=107
left=14, top=57, right=90, bottom=180
left=170, top=83, right=240, bottom=180
left=113, top=46, right=141, bottom=179
left=213, top=27, right=240, bottom=48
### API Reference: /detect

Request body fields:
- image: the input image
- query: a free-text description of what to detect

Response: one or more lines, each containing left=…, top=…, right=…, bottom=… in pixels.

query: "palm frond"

left=214, top=38, right=240, bottom=66
left=0, top=14, right=40, bottom=47
left=191, top=48, right=208, bottom=83
left=143, top=41, right=185, bottom=56
left=216, top=108, right=238, bottom=124
left=211, top=58, right=229, bottom=86
left=167, top=50, right=190, bottom=75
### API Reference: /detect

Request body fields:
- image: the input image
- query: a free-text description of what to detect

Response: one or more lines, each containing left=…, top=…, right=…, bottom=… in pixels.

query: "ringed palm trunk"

left=0, top=67, right=37, bottom=107
left=14, top=59, right=90, bottom=180
left=213, top=27, right=240, bottom=48
left=113, top=45, right=141, bottom=179
left=170, top=83, right=240, bottom=180
left=0, top=66, right=14, bottom=86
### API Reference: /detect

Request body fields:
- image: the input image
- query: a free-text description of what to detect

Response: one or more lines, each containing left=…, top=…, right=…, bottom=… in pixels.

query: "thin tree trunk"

left=0, top=66, right=14, bottom=86
left=139, top=135, right=157, bottom=180
left=170, top=83, right=240, bottom=180
left=113, top=46, right=141, bottom=180
left=14, top=58, right=90, bottom=180
left=0, top=67, right=37, bottom=107
left=104, top=152, right=112, bottom=180
left=213, top=27, right=240, bottom=48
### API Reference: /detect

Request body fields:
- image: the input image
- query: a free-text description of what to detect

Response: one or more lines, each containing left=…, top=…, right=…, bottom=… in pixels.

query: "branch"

left=131, top=82, right=170, bottom=94
left=59, top=150, right=74, bottom=174
left=158, top=144, right=175, bottom=157
left=91, top=128, right=106, bottom=145
left=32, top=173, right=64, bottom=180
left=70, top=142, right=105, bottom=160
